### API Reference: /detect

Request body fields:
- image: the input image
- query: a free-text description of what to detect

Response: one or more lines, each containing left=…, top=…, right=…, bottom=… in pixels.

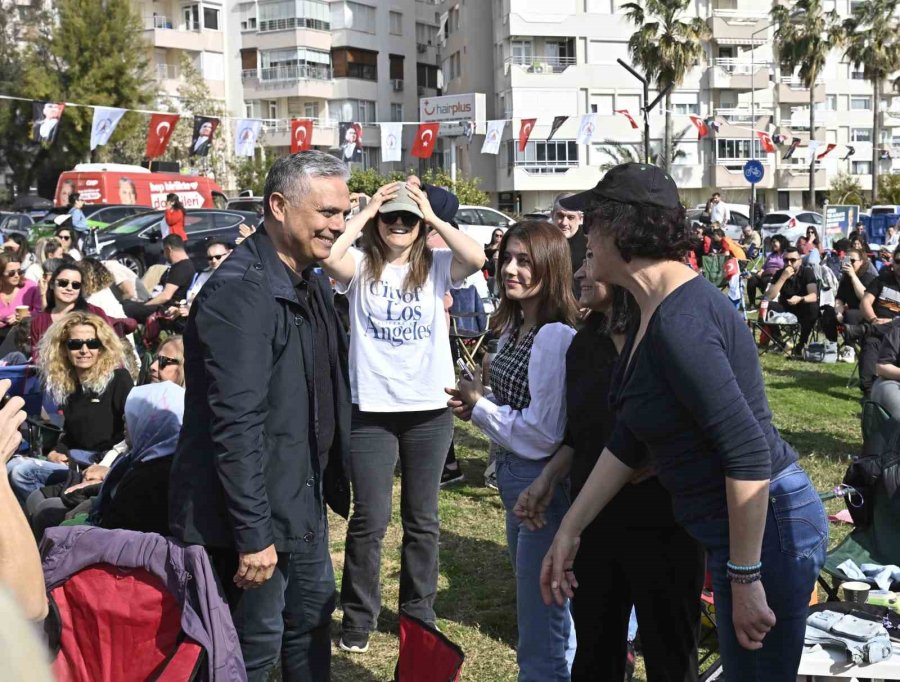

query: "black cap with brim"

left=559, top=163, right=682, bottom=213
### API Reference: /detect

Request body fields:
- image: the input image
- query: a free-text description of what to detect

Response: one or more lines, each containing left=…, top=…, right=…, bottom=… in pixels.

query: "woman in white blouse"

left=448, top=221, right=579, bottom=682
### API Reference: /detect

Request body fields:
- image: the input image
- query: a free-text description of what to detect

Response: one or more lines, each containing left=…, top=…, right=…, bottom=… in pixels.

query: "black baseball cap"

left=559, top=163, right=681, bottom=212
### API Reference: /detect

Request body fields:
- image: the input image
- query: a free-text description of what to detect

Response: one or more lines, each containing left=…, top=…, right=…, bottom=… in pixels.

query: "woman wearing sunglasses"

left=55, top=227, right=81, bottom=261
left=149, top=336, right=184, bottom=386
left=321, top=181, right=485, bottom=654
left=0, top=253, right=40, bottom=340
left=7, top=311, right=133, bottom=505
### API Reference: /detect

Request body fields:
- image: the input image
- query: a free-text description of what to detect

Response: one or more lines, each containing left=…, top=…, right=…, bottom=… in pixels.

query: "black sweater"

left=55, top=368, right=133, bottom=457
left=608, top=276, right=797, bottom=525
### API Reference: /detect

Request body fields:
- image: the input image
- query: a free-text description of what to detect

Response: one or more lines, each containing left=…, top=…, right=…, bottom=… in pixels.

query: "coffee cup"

left=841, top=581, right=871, bottom=604
left=15, top=306, right=30, bottom=320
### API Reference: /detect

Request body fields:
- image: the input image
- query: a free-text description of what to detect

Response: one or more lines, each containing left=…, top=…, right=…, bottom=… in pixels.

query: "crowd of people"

left=0, top=153, right=876, bottom=682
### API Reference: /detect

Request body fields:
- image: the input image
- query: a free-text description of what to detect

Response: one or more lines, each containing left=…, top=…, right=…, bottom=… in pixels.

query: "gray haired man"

left=554, top=191, right=586, bottom=294
left=169, top=150, right=353, bottom=680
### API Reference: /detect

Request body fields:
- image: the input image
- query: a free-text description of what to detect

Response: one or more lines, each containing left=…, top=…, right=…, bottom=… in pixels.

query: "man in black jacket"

left=169, top=150, right=352, bottom=681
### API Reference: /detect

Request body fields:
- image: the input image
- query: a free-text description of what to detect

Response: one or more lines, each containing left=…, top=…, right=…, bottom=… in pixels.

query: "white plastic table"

left=797, top=643, right=900, bottom=680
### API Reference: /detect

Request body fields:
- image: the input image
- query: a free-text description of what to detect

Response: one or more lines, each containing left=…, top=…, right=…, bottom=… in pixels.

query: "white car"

left=454, top=205, right=515, bottom=246
left=691, top=203, right=751, bottom=240
left=760, top=210, right=824, bottom=246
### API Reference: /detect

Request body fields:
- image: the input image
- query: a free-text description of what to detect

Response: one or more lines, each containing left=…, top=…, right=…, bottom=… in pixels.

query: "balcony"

left=882, top=110, right=900, bottom=127
left=715, top=107, right=772, bottom=126
left=241, top=65, right=334, bottom=99
left=714, top=163, right=772, bottom=189
left=776, top=166, right=827, bottom=190
left=708, top=58, right=771, bottom=90
left=708, top=9, right=769, bottom=44
left=261, top=120, right=338, bottom=149
left=777, top=76, right=825, bottom=105
left=504, top=55, right=576, bottom=75
left=142, top=14, right=223, bottom=52
left=155, top=63, right=179, bottom=80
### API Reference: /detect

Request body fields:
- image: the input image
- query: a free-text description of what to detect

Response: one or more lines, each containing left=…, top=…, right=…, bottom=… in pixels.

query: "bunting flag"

left=842, top=145, right=856, bottom=160
left=32, top=101, right=65, bottom=146
left=816, top=143, right=837, bottom=160
left=881, top=149, right=892, bottom=160
left=614, top=109, right=639, bottom=130
left=706, top=117, right=721, bottom=134
left=756, top=132, right=776, bottom=154
left=772, top=133, right=787, bottom=145
left=576, top=114, right=599, bottom=144
left=411, top=122, right=440, bottom=159
left=805, top=140, right=820, bottom=165
left=234, top=119, right=262, bottom=157
left=89, top=106, right=126, bottom=150
left=688, top=115, right=708, bottom=140
left=145, top=112, right=179, bottom=159
left=518, top=118, right=537, bottom=152
left=463, top=120, right=475, bottom=144
left=547, top=115, right=568, bottom=140
left=782, top=137, right=801, bottom=160
left=189, top=116, right=219, bottom=157
left=290, top=119, right=313, bottom=153
left=481, top=120, right=506, bottom=155
left=380, top=122, right=403, bottom=162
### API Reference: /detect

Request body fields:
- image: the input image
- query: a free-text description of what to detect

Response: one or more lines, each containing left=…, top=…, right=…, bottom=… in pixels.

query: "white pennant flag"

left=90, top=106, right=126, bottom=150
left=234, top=119, right=263, bottom=157
left=576, top=114, right=599, bottom=145
left=805, top=140, right=820, bottom=165
left=481, top=120, right=506, bottom=155
left=380, top=122, right=403, bottom=162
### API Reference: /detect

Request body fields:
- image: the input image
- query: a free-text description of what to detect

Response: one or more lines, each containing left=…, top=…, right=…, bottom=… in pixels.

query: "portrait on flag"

left=380, top=122, right=403, bottom=162
left=90, top=106, right=126, bottom=151
left=146, top=113, right=179, bottom=159
left=234, top=119, right=262, bottom=157
left=339, top=122, right=363, bottom=162
left=291, top=119, right=313, bottom=153
left=32, top=101, right=65, bottom=145
left=481, top=120, right=506, bottom=155
left=575, top=114, right=599, bottom=144
left=190, top=116, right=219, bottom=157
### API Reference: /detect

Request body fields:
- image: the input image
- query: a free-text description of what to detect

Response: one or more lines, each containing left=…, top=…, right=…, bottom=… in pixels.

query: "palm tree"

left=840, top=0, right=900, bottom=203
left=622, top=0, right=710, bottom=172
left=771, top=0, right=839, bottom=209
left=597, top=127, right=689, bottom=171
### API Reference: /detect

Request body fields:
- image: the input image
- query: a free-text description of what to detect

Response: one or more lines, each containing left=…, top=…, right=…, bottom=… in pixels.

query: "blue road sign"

left=743, top=159, right=764, bottom=184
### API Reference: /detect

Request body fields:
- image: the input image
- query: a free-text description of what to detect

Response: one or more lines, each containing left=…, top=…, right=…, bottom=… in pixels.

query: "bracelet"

left=726, top=560, right=762, bottom=573
left=727, top=569, right=762, bottom=584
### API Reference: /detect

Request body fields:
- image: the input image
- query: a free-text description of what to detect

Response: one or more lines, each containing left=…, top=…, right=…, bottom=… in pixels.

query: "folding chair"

left=753, top=308, right=801, bottom=355
left=394, top=613, right=464, bottom=682
left=449, top=285, right=490, bottom=369
left=0, top=364, right=61, bottom=456
left=701, top=254, right=728, bottom=289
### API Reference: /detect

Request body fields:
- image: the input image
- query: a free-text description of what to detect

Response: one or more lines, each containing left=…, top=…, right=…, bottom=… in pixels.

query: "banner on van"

left=189, top=116, right=219, bottom=157
left=90, top=107, right=126, bottom=150
left=145, top=113, right=180, bottom=159
left=234, top=119, right=262, bottom=157
left=32, top=101, right=65, bottom=146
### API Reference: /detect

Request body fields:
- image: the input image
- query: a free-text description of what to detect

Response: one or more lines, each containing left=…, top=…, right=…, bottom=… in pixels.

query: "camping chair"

left=0, top=364, right=61, bottom=456
left=449, top=285, right=490, bottom=369
left=394, top=613, right=464, bottom=682
left=701, top=254, right=729, bottom=289
left=753, top=308, right=801, bottom=355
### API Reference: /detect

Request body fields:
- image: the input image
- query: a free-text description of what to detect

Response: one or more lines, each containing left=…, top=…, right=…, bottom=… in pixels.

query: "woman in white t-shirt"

left=322, top=181, right=485, bottom=653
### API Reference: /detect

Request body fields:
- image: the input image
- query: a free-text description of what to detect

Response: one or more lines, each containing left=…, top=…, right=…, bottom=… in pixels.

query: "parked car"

left=760, top=210, right=824, bottom=247
left=29, top=204, right=151, bottom=243
left=0, top=212, right=35, bottom=237
left=225, top=196, right=264, bottom=218
left=688, top=204, right=752, bottom=240
left=454, top=205, right=515, bottom=245
left=84, top=208, right=258, bottom=276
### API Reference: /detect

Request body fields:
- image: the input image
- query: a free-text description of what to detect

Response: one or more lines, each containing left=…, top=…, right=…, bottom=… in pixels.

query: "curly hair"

left=584, top=201, right=691, bottom=263
left=80, top=258, right=114, bottom=297
left=38, top=312, right=131, bottom=405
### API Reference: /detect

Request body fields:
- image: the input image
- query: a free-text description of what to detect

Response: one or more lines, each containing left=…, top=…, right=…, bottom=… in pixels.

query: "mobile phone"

left=358, top=196, right=368, bottom=211
left=456, top=358, right=474, bottom=381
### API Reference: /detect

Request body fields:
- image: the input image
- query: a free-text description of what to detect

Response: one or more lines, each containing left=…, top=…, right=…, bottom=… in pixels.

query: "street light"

left=750, top=21, right=771, bottom=227
left=617, top=59, right=672, bottom=164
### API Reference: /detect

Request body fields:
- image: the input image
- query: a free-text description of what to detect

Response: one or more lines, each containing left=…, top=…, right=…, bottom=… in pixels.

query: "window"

left=672, top=93, right=699, bottom=115
left=390, top=11, right=403, bottom=35
left=260, top=48, right=332, bottom=80
left=389, top=54, right=404, bottom=80
left=257, top=1, right=330, bottom=31
left=448, top=6, right=459, bottom=33
left=183, top=4, right=200, bottom=30
left=201, top=52, right=224, bottom=80
left=417, top=62, right=439, bottom=89
left=586, top=0, right=613, bottom=12
left=852, top=160, right=872, bottom=175
left=332, top=99, right=377, bottom=124
left=332, top=47, right=377, bottom=80
left=268, top=100, right=278, bottom=119
left=850, top=127, right=872, bottom=142
left=851, top=96, right=872, bottom=111
left=510, top=40, right=533, bottom=65
left=415, top=22, right=437, bottom=45
left=391, top=103, right=403, bottom=122
left=716, top=138, right=764, bottom=161
left=331, top=2, right=376, bottom=32
left=590, top=94, right=614, bottom=115
left=448, top=52, right=461, bottom=80
left=672, top=102, right=699, bottom=115
left=850, top=65, right=866, bottom=80
left=203, top=5, right=220, bottom=30
left=304, top=101, right=319, bottom=119
left=513, top=140, right=579, bottom=173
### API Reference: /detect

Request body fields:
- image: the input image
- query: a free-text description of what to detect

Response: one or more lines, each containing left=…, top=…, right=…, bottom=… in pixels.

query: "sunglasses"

left=785, top=258, right=801, bottom=264
left=207, top=254, right=225, bottom=262
left=3, top=270, right=21, bottom=277
left=58, top=234, right=72, bottom=241
left=380, top=212, right=420, bottom=228
left=66, top=338, right=102, bottom=351
left=55, top=278, right=81, bottom=290
left=156, top=354, right=181, bottom=369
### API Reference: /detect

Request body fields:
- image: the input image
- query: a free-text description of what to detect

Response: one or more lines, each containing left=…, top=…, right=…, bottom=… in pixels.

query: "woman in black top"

left=484, top=228, right=505, bottom=277
left=542, top=164, right=827, bottom=682
left=515, top=261, right=704, bottom=681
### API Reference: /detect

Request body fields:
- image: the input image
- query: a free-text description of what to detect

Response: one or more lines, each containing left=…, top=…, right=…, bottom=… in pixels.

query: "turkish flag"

left=412, top=122, right=440, bottom=159
left=756, top=132, right=776, bottom=154
left=518, top=118, right=537, bottom=152
left=615, top=109, right=639, bottom=130
left=145, top=113, right=179, bottom=159
left=816, top=143, right=837, bottom=160
left=291, top=119, right=313, bottom=153
left=689, top=115, right=708, bottom=140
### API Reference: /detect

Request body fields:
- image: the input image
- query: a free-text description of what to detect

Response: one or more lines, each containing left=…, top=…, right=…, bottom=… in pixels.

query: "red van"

left=55, top=163, right=227, bottom=209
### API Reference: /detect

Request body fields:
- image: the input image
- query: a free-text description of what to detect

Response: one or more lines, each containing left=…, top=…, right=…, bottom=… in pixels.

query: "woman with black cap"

left=541, top=163, right=827, bottom=681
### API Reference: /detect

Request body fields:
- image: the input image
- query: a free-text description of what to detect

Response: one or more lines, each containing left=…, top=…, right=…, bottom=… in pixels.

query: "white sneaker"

left=484, top=460, right=497, bottom=490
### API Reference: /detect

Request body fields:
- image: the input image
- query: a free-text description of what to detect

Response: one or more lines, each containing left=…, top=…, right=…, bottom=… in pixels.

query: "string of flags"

left=3, top=93, right=896, bottom=164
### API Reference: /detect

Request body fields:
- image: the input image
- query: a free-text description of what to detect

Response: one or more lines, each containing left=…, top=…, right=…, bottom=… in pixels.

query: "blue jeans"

left=497, top=452, right=576, bottom=682
left=684, top=463, right=827, bottom=682
left=6, top=456, right=69, bottom=506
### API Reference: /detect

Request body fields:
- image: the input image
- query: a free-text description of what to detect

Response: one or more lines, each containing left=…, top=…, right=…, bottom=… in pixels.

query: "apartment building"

left=439, top=0, right=900, bottom=214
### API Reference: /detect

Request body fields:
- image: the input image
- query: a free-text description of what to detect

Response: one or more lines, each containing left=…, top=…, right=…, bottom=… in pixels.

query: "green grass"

left=320, top=353, right=862, bottom=681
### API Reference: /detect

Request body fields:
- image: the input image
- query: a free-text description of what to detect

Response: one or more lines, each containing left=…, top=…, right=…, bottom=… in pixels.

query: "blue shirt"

left=69, top=207, right=88, bottom=233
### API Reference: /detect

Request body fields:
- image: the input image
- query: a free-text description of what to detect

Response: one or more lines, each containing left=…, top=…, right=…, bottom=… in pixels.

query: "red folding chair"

left=394, top=614, right=465, bottom=682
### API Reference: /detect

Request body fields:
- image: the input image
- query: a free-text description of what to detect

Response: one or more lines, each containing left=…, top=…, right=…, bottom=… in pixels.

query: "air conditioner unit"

left=392, top=79, right=404, bottom=91
left=417, top=43, right=427, bottom=53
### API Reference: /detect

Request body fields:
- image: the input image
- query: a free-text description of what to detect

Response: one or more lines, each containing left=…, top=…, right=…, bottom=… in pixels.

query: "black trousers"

left=746, top=272, right=774, bottom=307
left=820, top=307, right=864, bottom=343
left=570, top=494, right=705, bottom=681
left=860, top=321, right=894, bottom=395
left=767, top=301, right=819, bottom=349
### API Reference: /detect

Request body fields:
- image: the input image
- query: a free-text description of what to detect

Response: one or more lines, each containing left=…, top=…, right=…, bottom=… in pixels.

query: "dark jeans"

left=684, top=463, right=827, bottom=682
left=746, top=272, right=774, bottom=308
left=766, top=300, right=819, bottom=349
left=860, top=321, right=895, bottom=395
left=571, top=505, right=704, bottom=682
left=210, top=514, right=335, bottom=682
left=121, top=299, right=159, bottom=324
left=341, top=406, right=453, bottom=633
left=820, top=306, right=864, bottom=343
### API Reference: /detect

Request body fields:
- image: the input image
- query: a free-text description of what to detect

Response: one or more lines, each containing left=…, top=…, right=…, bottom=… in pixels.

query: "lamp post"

left=617, top=59, right=672, bottom=164
left=750, top=22, right=771, bottom=229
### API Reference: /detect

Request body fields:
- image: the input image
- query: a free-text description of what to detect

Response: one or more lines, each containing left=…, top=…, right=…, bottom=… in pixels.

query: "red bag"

left=394, top=614, right=465, bottom=682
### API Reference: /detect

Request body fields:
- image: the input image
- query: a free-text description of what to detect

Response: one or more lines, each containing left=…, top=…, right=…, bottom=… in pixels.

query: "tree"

left=772, top=1, right=840, bottom=209
left=839, top=0, right=900, bottom=203
left=827, top=172, right=866, bottom=205
left=228, top=147, right=273, bottom=196
left=596, top=127, right=688, bottom=171
left=877, top=173, right=900, bottom=204
left=622, top=0, right=710, bottom=172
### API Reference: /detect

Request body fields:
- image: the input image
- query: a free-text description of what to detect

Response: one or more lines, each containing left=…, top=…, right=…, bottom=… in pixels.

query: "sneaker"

left=839, top=346, right=856, bottom=363
left=484, top=460, right=498, bottom=490
left=440, top=466, right=464, bottom=487
left=339, top=631, right=369, bottom=654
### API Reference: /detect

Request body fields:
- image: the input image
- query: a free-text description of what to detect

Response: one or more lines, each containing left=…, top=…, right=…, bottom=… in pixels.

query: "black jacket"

left=168, top=229, right=351, bottom=553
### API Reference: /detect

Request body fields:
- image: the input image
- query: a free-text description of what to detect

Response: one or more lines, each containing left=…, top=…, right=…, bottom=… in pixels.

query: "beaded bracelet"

left=727, top=569, right=762, bottom=584
left=727, top=560, right=762, bottom=573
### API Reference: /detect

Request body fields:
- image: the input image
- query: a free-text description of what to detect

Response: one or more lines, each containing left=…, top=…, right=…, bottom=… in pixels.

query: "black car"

left=85, top=208, right=258, bottom=276
left=29, top=204, right=152, bottom=243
